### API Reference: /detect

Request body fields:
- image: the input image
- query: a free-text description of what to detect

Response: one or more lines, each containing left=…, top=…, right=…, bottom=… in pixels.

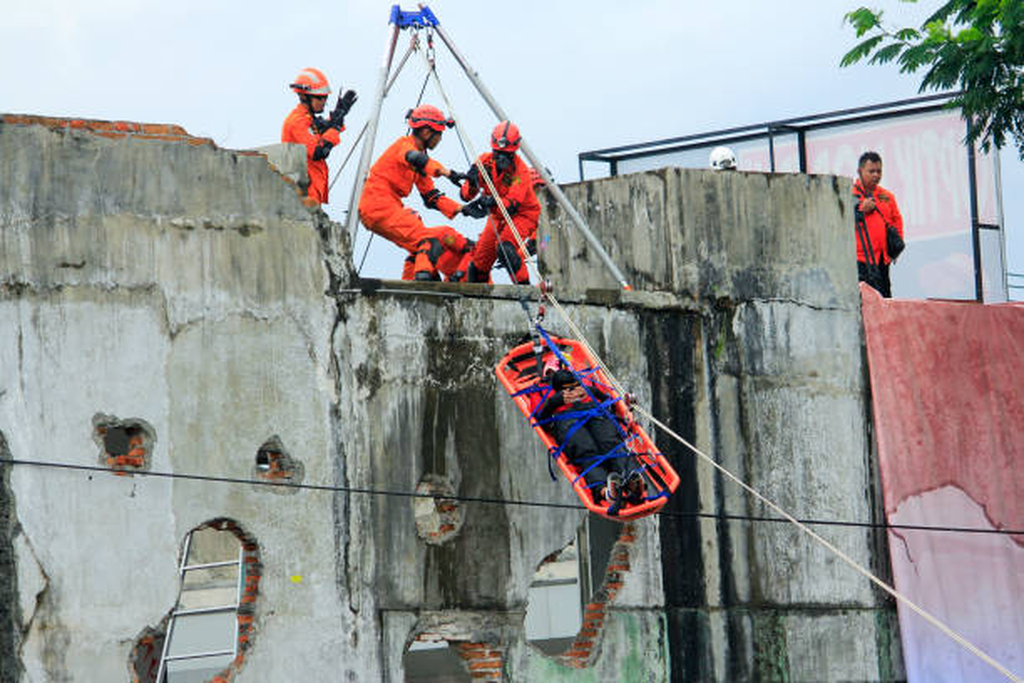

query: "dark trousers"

left=549, top=404, right=629, bottom=488
left=858, top=260, right=892, bottom=298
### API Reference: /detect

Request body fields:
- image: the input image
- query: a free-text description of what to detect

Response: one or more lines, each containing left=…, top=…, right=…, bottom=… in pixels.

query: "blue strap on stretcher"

left=527, top=326, right=649, bottom=491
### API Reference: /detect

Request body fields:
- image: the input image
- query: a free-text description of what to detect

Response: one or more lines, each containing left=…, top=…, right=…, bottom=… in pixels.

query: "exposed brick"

left=2, top=114, right=214, bottom=147
left=468, top=659, right=502, bottom=671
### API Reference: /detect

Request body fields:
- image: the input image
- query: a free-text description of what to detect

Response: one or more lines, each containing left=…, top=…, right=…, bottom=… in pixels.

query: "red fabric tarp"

left=861, top=285, right=1024, bottom=682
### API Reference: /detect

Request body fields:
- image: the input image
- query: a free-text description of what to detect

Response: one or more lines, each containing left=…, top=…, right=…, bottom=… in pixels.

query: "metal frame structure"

left=155, top=531, right=244, bottom=682
left=578, top=93, right=1005, bottom=302
left=343, top=3, right=631, bottom=290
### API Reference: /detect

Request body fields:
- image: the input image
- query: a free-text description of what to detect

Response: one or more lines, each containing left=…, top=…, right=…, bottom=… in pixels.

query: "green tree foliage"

left=842, top=0, right=1024, bottom=158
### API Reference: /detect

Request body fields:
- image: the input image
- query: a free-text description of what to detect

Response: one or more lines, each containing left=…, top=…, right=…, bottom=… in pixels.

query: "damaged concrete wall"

left=1, top=115, right=898, bottom=682
left=540, top=170, right=902, bottom=681
left=0, top=116, right=347, bottom=682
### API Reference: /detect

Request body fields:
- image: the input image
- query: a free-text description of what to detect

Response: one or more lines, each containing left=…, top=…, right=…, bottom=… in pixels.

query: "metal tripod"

left=342, top=4, right=631, bottom=290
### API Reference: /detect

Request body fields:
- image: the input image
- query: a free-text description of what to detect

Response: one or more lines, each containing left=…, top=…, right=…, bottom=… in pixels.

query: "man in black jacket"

left=537, top=369, right=643, bottom=511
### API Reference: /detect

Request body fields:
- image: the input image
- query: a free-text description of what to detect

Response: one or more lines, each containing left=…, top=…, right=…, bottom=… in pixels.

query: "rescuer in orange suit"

left=281, top=67, right=357, bottom=204
left=853, top=150, right=904, bottom=298
left=358, top=104, right=484, bottom=281
left=460, top=121, right=541, bottom=284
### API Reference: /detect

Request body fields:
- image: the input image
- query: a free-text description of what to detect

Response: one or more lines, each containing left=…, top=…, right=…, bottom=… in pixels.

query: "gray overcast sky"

left=3, top=0, right=1021, bottom=293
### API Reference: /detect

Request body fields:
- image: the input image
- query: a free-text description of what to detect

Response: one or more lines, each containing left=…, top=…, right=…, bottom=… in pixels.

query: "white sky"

left=3, top=0, right=1021, bottom=295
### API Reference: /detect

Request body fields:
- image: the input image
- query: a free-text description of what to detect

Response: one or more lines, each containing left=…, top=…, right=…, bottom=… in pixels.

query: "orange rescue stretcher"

left=495, top=330, right=680, bottom=521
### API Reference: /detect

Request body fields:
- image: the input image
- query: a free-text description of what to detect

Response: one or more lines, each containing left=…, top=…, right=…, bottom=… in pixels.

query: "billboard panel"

left=597, top=107, right=1006, bottom=301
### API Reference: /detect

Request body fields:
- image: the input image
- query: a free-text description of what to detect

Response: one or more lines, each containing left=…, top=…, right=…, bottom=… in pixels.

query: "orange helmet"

left=290, top=68, right=331, bottom=96
left=407, top=104, right=453, bottom=132
left=491, top=121, right=521, bottom=152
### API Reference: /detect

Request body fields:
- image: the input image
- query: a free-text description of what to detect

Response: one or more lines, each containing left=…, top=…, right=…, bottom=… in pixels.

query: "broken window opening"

left=140, top=521, right=260, bottom=683
left=525, top=534, right=583, bottom=656
left=525, top=516, right=619, bottom=657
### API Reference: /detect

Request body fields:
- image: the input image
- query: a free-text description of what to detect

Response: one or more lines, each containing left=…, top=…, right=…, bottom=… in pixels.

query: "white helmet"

left=709, top=146, right=737, bottom=171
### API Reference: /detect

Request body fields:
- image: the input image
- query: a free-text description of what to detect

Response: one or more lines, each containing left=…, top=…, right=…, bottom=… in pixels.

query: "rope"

left=417, top=46, right=540, bottom=287
left=332, top=32, right=1018, bottom=680
left=328, top=35, right=419, bottom=194
left=423, top=56, right=1023, bottom=679
left=534, top=280, right=1024, bottom=681
left=355, top=39, right=434, bottom=277
left=631, top=411, right=1022, bottom=682
left=4, top=457, right=1022, bottom=537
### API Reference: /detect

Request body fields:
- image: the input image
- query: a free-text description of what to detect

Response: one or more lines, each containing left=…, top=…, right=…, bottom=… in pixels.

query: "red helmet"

left=290, top=68, right=331, bottom=96
left=407, top=105, right=453, bottom=132
left=491, top=121, right=521, bottom=152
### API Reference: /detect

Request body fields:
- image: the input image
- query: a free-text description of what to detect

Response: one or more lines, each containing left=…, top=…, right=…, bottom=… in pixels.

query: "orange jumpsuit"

left=281, top=104, right=343, bottom=204
left=358, top=135, right=466, bottom=279
left=852, top=179, right=903, bottom=265
left=461, top=152, right=540, bottom=283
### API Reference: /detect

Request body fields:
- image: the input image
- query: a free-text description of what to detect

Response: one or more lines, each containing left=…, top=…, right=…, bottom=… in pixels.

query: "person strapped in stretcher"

left=496, top=327, right=679, bottom=521
left=534, top=364, right=645, bottom=515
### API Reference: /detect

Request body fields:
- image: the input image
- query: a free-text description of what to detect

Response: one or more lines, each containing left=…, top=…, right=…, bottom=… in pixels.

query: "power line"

left=3, top=457, right=1022, bottom=538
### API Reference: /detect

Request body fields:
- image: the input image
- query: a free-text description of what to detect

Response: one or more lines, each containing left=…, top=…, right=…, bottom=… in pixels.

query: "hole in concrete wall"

left=130, top=518, right=260, bottom=683
left=403, top=636, right=472, bottom=683
left=525, top=536, right=583, bottom=656
left=92, top=414, right=154, bottom=473
left=413, top=474, right=465, bottom=545
left=252, top=436, right=304, bottom=493
left=525, top=520, right=637, bottom=667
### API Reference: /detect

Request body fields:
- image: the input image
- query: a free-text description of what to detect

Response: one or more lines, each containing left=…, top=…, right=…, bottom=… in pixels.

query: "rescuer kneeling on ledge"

left=358, top=105, right=476, bottom=281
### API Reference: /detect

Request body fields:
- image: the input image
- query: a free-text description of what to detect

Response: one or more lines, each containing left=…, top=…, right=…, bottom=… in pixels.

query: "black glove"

left=460, top=197, right=492, bottom=219
left=478, top=195, right=497, bottom=212
left=328, top=89, right=358, bottom=129
left=311, top=139, right=334, bottom=161
left=447, top=169, right=467, bottom=186
left=525, top=238, right=537, bottom=256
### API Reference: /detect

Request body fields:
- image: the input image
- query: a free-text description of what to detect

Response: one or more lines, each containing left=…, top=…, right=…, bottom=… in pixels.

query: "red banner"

left=861, top=285, right=1024, bottom=681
